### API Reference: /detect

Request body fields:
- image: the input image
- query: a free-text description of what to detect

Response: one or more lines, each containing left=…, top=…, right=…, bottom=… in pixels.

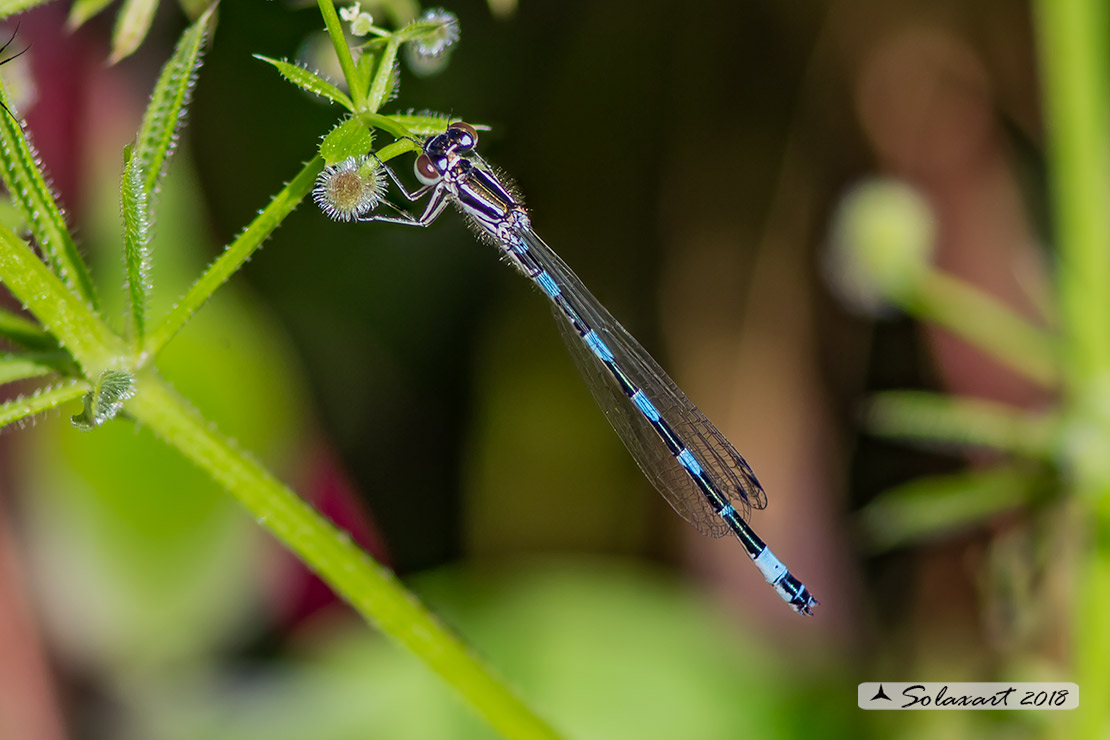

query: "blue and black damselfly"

left=361, top=123, right=818, bottom=615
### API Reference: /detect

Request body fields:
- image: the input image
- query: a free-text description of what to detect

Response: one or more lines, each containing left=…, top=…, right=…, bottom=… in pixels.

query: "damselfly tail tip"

left=778, top=573, right=818, bottom=616
left=795, top=595, right=819, bottom=617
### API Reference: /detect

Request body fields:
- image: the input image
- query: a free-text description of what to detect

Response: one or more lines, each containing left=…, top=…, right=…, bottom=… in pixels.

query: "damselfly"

left=363, top=122, right=818, bottom=615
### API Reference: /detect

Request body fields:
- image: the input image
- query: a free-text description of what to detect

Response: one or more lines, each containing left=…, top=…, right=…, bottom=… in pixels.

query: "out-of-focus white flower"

left=405, top=8, right=460, bottom=77
left=824, top=178, right=936, bottom=317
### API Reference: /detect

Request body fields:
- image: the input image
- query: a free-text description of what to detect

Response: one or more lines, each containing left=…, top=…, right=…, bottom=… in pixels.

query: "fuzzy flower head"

left=313, top=155, right=386, bottom=222
left=405, top=8, right=460, bottom=76
left=824, top=178, right=936, bottom=317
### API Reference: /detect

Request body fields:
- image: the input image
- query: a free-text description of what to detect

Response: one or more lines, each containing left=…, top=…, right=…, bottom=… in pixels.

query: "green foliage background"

left=0, top=0, right=1103, bottom=739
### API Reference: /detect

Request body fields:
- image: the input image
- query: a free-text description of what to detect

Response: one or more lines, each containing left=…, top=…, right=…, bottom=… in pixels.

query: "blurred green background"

left=0, top=0, right=1081, bottom=738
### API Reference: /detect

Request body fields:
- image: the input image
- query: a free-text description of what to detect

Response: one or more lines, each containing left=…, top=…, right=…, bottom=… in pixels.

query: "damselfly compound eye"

left=405, top=8, right=459, bottom=77
left=447, top=121, right=477, bottom=151
left=414, top=154, right=442, bottom=186
left=313, top=155, right=386, bottom=222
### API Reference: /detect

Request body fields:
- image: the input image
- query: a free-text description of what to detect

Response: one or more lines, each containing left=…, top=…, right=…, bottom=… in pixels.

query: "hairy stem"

left=126, top=376, right=565, bottom=740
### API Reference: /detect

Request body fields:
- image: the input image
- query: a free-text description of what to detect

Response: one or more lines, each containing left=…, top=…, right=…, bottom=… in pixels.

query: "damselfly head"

left=415, top=121, right=479, bottom=185
left=424, top=120, right=477, bottom=158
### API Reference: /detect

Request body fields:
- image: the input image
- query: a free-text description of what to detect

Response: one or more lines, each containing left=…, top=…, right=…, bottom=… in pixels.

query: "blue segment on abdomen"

left=676, top=448, right=703, bottom=476
left=630, top=389, right=661, bottom=421
left=535, top=270, right=561, bottom=298
left=583, top=330, right=614, bottom=362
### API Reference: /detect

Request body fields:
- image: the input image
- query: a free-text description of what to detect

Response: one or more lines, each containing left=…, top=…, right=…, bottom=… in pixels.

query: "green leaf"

left=858, top=465, right=1050, bottom=552
left=0, top=378, right=88, bottom=430
left=71, top=368, right=137, bottom=429
left=254, top=55, right=354, bottom=111
left=121, top=148, right=152, bottom=340
left=355, top=45, right=377, bottom=101
left=0, top=0, right=53, bottom=16
left=866, top=390, right=1058, bottom=459
left=132, top=3, right=214, bottom=199
left=0, top=191, right=27, bottom=233
left=110, top=0, right=158, bottom=63
left=68, top=0, right=115, bottom=29
left=121, top=4, right=213, bottom=342
left=365, top=36, right=402, bottom=112
left=177, top=0, right=213, bottom=19
left=907, top=270, right=1060, bottom=388
left=356, top=111, right=417, bottom=140
left=0, top=307, right=55, bottom=351
left=0, top=223, right=125, bottom=375
left=319, top=116, right=373, bottom=165
left=387, top=112, right=451, bottom=136
left=1, top=348, right=76, bottom=377
left=393, top=18, right=452, bottom=44
left=0, top=71, right=98, bottom=308
left=0, top=352, right=54, bottom=384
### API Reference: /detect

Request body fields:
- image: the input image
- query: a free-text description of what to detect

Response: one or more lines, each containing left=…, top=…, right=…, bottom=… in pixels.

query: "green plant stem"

left=1034, top=0, right=1110, bottom=736
left=318, top=0, right=364, bottom=106
left=126, top=375, right=564, bottom=740
left=1036, top=1, right=1110, bottom=391
left=905, top=270, right=1059, bottom=388
left=0, top=353, right=57, bottom=384
left=0, top=225, right=124, bottom=375
left=0, top=349, right=79, bottom=379
left=143, top=157, right=322, bottom=359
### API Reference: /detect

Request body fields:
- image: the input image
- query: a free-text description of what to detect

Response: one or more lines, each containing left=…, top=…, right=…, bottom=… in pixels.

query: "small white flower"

left=340, top=3, right=374, bottom=36
left=339, top=3, right=360, bottom=22
left=313, top=156, right=386, bottom=222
